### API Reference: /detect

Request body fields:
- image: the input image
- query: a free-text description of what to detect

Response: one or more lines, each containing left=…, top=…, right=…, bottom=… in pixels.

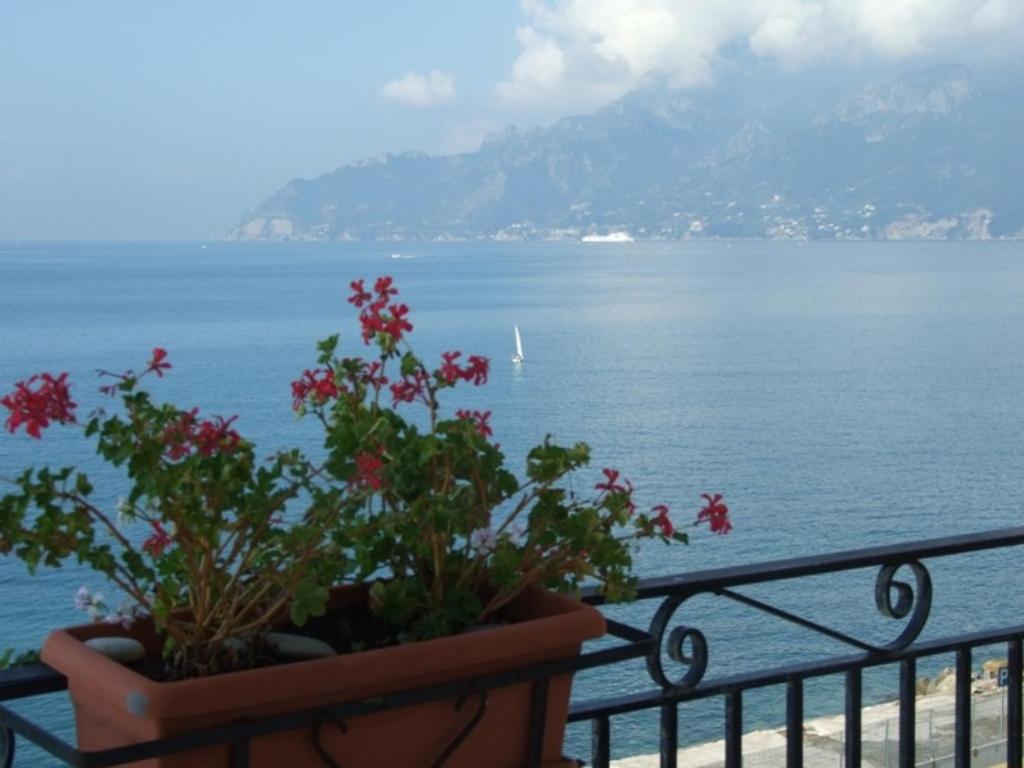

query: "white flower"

left=107, top=611, right=135, bottom=630
left=73, top=586, right=92, bottom=611
left=116, top=497, right=134, bottom=525
left=470, top=527, right=497, bottom=553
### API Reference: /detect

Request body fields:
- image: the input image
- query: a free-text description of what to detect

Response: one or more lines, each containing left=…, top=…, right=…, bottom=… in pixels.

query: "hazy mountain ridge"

left=229, top=66, right=1023, bottom=242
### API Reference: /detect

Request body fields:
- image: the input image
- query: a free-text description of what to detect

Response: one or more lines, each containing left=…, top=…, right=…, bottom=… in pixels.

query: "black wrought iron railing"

left=3, top=526, right=1024, bottom=767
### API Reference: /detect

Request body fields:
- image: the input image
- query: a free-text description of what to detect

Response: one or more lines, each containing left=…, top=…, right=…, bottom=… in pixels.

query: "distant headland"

left=228, top=65, right=1023, bottom=243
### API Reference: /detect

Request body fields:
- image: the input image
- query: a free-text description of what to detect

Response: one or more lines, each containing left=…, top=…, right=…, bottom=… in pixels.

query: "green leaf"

left=75, top=473, right=93, bottom=496
left=400, top=352, right=422, bottom=377
left=0, top=647, right=40, bottom=670
left=290, top=580, right=329, bottom=626
left=367, top=579, right=417, bottom=628
left=316, top=334, right=340, bottom=364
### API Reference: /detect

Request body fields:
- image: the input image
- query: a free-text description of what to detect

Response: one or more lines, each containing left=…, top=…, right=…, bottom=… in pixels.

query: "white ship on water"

left=581, top=231, right=634, bottom=243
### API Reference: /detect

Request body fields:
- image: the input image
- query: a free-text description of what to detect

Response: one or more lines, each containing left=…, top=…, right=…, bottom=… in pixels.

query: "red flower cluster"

left=352, top=451, right=385, bottom=490
left=146, top=348, right=172, bottom=378
left=390, top=368, right=430, bottom=406
left=291, top=368, right=340, bottom=411
left=357, top=360, right=389, bottom=390
left=438, top=351, right=489, bottom=386
left=595, top=468, right=630, bottom=495
left=456, top=409, right=493, bottom=437
left=142, top=520, right=172, bottom=557
left=162, top=410, right=242, bottom=460
left=348, top=277, right=413, bottom=344
left=697, top=493, right=731, bottom=535
left=1, top=372, right=77, bottom=439
left=98, top=348, right=172, bottom=397
left=650, top=504, right=674, bottom=536
left=595, top=467, right=637, bottom=516
left=193, top=416, right=242, bottom=457
left=163, top=408, right=200, bottom=460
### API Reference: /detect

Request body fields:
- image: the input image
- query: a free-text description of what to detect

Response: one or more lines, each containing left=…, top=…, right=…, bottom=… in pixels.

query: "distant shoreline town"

left=228, top=210, right=1010, bottom=244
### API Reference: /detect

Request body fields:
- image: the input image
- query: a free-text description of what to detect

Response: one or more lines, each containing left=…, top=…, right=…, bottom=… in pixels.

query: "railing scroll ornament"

left=643, top=557, right=936, bottom=692
left=646, top=593, right=708, bottom=691
left=874, top=559, right=932, bottom=652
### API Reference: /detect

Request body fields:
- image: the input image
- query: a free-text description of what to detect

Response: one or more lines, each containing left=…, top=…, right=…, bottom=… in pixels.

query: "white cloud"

left=497, top=0, right=1024, bottom=111
left=380, top=70, right=456, bottom=108
left=495, top=27, right=568, bottom=105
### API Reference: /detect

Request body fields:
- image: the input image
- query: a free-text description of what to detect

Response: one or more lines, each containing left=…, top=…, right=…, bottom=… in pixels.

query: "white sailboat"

left=512, top=325, right=524, bottom=364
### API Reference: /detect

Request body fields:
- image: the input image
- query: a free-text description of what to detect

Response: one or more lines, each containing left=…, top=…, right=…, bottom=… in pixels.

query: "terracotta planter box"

left=41, top=586, right=605, bottom=768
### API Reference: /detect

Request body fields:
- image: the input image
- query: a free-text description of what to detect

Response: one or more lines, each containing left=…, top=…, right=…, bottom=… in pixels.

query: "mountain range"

left=229, top=65, right=1024, bottom=242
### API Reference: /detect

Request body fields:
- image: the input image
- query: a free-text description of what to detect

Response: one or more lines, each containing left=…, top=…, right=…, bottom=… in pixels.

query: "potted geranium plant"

left=0, top=276, right=730, bottom=767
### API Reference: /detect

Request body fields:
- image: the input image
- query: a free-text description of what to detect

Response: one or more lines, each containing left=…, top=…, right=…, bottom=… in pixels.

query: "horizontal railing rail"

left=3, top=526, right=1024, bottom=767
left=582, top=526, right=1024, bottom=604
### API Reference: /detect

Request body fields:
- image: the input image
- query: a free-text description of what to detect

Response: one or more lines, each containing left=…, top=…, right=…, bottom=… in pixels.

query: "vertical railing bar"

left=659, top=702, right=678, bottom=768
left=899, top=658, right=916, bottom=768
left=786, top=679, right=803, bottom=768
left=228, top=716, right=253, bottom=768
left=592, top=716, right=611, bottom=768
left=1009, top=638, right=1022, bottom=768
left=0, top=727, right=14, bottom=768
left=845, top=669, right=862, bottom=768
left=526, top=678, right=550, bottom=768
left=230, top=737, right=249, bottom=768
left=954, top=647, right=972, bottom=768
left=725, top=690, right=742, bottom=768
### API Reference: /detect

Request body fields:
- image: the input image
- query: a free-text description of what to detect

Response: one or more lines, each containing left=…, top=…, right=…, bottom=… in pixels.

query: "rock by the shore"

left=982, top=658, right=1008, bottom=679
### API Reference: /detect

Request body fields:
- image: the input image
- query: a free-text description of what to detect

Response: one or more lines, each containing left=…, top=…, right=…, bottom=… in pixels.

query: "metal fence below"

left=4, top=526, right=1024, bottom=767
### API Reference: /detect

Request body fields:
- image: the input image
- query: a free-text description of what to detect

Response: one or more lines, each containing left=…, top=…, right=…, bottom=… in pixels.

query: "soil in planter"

left=296, top=600, right=403, bottom=653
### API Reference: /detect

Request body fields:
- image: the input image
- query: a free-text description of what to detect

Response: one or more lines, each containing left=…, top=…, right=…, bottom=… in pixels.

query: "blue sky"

left=1, top=1, right=1021, bottom=240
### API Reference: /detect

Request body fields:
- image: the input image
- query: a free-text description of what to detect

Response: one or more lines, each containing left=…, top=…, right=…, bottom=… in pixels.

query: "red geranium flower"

left=161, top=411, right=241, bottom=459
left=359, top=361, right=389, bottom=390
left=162, top=408, right=199, bottom=460
left=439, top=351, right=463, bottom=384
left=352, top=451, right=385, bottom=490
left=146, top=348, right=172, bottom=378
left=651, top=504, right=674, bottom=536
left=347, top=279, right=372, bottom=308
left=383, top=303, right=413, bottom=341
left=1, top=372, right=77, bottom=438
left=464, top=355, right=489, bottom=386
left=596, top=468, right=627, bottom=495
left=193, top=415, right=242, bottom=457
left=374, top=276, right=398, bottom=299
left=142, top=521, right=172, bottom=557
left=456, top=409, right=493, bottom=438
left=697, top=493, right=731, bottom=535
left=390, top=368, right=429, bottom=405
left=291, top=368, right=339, bottom=410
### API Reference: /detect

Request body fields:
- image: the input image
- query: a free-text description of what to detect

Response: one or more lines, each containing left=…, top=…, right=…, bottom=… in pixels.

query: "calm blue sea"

left=2, top=240, right=1024, bottom=764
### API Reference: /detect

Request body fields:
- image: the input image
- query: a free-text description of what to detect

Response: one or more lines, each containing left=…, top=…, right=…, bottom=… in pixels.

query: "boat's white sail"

left=512, top=325, right=524, bottom=363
